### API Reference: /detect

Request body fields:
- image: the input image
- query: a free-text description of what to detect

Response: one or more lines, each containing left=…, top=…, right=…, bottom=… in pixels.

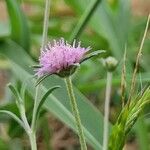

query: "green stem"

left=103, top=72, right=112, bottom=150
left=31, top=0, right=51, bottom=131
left=31, top=87, right=39, bottom=131
left=41, top=0, right=51, bottom=49
left=20, top=105, right=31, bottom=132
left=65, top=77, right=87, bottom=150
left=19, top=105, right=37, bottom=150
left=69, top=0, right=101, bottom=43
left=29, top=132, right=37, bottom=150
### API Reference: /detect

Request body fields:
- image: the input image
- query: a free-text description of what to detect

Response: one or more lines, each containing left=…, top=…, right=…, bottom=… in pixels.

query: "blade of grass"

left=0, top=110, right=26, bottom=131
left=120, top=47, right=127, bottom=107
left=128, top=14, right=150, bottom=104
left=69, top=0, right=102, bottom=43
left=5, top=0, right=30, bottom=51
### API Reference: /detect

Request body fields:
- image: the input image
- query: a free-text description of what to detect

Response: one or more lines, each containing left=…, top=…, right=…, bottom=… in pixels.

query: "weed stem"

left=103, top=72, right=112, bottom=150
left=65, top=77, right=87, bottom=150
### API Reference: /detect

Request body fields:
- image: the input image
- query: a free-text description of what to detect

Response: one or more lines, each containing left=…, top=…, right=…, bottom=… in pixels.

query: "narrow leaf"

left=81, top=50, right=105, bottom=63
left=37, top=86, right=60, bottom=115
left=128, top=14, right=150, bottom=103
left=7, top=83, right=23, bottom=105
left=120, top=48, right=127, bottom=107
left=5, top=0, right=30, bottom=51
left=20, top=82, right=26, bottom=101
left=20, top=76, right=34, bottom=100
left=31, top=65, right=41, bottom=69
left=35, top=74, right=51, bottom=86
left=33, top=86, right=60, bottom=129
left=68, top=0, right=102, bottom=43
left=0, top=110, right=25, bottom=130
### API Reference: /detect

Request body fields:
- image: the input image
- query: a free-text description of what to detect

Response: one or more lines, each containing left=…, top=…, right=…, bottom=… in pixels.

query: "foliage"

left=108, top=87, right=150, bottom=150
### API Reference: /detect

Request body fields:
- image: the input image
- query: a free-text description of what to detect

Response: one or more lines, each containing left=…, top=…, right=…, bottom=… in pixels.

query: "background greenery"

left=0, top=0, right=149, bottom=149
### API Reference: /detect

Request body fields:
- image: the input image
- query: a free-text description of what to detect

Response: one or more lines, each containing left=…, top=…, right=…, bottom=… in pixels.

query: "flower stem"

left=65, top=77, right=87, bottom=150
left=31, top=0, right=51, bottom=131
left=29, top=132, right=37, bottom=150
left=103, top=72, right=112, bottom=150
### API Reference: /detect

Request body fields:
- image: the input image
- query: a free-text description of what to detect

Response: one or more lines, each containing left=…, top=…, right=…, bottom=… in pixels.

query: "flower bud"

left=102, top=56, right=118, bottom=72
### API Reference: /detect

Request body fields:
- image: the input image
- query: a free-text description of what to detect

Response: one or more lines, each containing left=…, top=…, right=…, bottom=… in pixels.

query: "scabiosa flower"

left=36, top=38, right=91, bottom=78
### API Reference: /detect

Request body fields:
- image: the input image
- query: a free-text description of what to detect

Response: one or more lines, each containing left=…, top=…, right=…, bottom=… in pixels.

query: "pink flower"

left=36, top=38, right=90, bottom=77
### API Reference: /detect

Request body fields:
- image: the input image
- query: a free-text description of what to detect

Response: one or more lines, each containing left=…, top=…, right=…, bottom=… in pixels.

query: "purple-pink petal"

left=36, top=38, right=90, bottom=77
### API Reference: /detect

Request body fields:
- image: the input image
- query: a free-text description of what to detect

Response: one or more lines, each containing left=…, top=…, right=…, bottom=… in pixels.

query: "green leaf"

left=31, top=65, right=41, bottom=69
left=0, top=110, right=25, bottom=130
left=36, top=86, right=60, bottom=118
left=108, top=87, right=150, bottom=150
left=81, top=50, right=105, bottom=63
left=8, top=83, right=20, bottom=100
left=7, top=83, right=23, bottom=106
left=0, top=40, right=106, bottom=150
left=20, top=82, right=27, bottom=101
left=68, top=0, right=102, bottom=42
left=35, top=74, right=51, bottom=86
left=5, top=0, right=30, bottom=51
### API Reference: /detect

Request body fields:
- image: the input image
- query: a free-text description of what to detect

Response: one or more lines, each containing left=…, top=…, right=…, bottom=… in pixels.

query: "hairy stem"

left=65, top=77, right=87, bottom=150
left=103, top=72, right=112, bottom=150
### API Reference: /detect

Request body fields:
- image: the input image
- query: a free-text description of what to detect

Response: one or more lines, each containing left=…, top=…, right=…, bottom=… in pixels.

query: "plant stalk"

left=65, top=77, right=87, bottom=150
left=29, top=132, right=37, bottom=150
left=19, top=104, right=37, bottom=150
left=20, top=105, right=31, bottom=132
left=41, top=0, right=51, bottom=49
left=31, top=89, right=39, bottom=131
left=31, top=0, right=51, bottom=131
left=103, top=72, right=112, bottom=150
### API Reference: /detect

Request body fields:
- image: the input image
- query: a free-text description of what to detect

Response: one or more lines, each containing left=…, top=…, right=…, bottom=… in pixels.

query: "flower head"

left=36, top=38, right=90, bottom=77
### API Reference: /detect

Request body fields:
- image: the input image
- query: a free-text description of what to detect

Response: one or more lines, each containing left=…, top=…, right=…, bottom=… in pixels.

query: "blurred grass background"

left=0, top=0, right=150, bottom=150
